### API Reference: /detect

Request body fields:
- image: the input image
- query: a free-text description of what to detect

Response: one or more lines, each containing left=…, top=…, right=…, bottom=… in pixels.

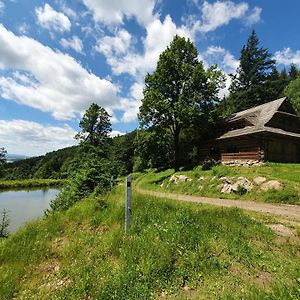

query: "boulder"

left=231, top=176, right=253, bottom=192
left=221, top=182, right=233, bottom=193
left=219, top=176, right=233, bottom=184
left=260, top=180, right=283, bottom=191
left=169, top=174, right=192, bottom=184
left=253, top=176, right=267, bottom=186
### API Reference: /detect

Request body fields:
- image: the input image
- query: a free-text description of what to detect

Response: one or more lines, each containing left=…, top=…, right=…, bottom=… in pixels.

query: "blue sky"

left=0, top=0, right=300, bottom=156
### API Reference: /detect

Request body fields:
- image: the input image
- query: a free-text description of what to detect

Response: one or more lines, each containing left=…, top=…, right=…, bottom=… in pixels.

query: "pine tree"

left=229, top=30, right=276, bottom=111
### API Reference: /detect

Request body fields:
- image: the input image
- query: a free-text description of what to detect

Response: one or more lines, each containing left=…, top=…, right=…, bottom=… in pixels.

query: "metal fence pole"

left=125, top=175, right=132, bottom=234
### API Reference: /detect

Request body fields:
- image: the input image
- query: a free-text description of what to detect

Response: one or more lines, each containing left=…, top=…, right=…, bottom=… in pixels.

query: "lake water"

left=0, top=188, right=60, bottom=232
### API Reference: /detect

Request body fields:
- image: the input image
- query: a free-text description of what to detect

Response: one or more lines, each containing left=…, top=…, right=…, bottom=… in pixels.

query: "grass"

left=0, top=179, right=65, bottom=190
left=0, top=185, right=299, bottom=299
left=134, top=163, right=300, bottom=205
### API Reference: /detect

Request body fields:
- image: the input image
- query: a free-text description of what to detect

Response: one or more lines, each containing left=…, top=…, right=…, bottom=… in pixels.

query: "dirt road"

left=136, top=188, right=300, bottom=222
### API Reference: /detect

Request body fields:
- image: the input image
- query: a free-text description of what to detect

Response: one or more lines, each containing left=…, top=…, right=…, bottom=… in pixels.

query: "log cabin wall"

left=264, top=136, right=300, bottom=163
left=218, top=135, right=262, bottom=162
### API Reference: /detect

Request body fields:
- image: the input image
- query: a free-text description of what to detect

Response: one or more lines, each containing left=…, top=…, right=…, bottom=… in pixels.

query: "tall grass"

left=0, top=186, right=299, bottom=299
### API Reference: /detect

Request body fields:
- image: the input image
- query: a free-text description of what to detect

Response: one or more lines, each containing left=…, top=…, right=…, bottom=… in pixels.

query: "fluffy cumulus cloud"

left=186, top=1, right=262, bottom=35
left=35, top=3, right=71, bottom=33
left=82, top=0, right=156, bottom=26
left=200, top=46, right=239, bottom=74
left=245, top=6, right=262, bottom=26
left=197, top=0, right=249, bottom=33
left=96, top=29, right=132, bottom=57
left=60, top=35, right=84, bottom=53
left=0, top=25, right=119, bottom=120
left=0, top=119, right=77, bottom=156
left=97, top=15, right=191, bottom=79
left=274, top=48, right=300, bottom=66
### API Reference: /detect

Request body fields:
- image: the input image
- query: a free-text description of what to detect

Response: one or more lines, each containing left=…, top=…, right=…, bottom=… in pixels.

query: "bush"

left=49, top=151, right=113, bottom=212
left=201, top=158, right=217, bottom=171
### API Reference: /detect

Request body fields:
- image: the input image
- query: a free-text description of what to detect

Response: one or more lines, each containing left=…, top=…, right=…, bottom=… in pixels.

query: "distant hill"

left=6, top=154, right=28, bottom=162
left=2, top=146, right=78, bottom=180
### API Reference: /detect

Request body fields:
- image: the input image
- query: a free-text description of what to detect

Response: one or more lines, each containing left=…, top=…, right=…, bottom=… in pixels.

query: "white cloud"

left=245, top=6, right=262, bottom=26
left=274, top=48, right=300, bottom=66
left=0, top=24, right=119, bottom=120
left=110, top=130, right=125, bottom=138
left=60, top=35, right=84, bottom=53
left=0, top=119, right=77, bottom=156
left=196, top=1, right=249, bottom=33
left=202, top=46, right=239, bottom=74
left=96, top=29, right=132, bottom=57
left=35, top=3, right=71, bottom=33
left=82, top=0, right=156, bottom=26
left=186, top=1, right=262, bottom=35
left=97, top=15, right=191, bottom=79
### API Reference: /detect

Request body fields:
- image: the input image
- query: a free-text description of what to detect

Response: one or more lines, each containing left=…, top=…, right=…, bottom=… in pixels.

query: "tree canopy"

left=0, top=147, right=6, bottom=165
left=75, top=103, right=111, bottom=148
left=139, top=35, right=224, bottom=170
left=285, top=75, right=300, bottom=116
left=229, top=30, right=276, bottom=111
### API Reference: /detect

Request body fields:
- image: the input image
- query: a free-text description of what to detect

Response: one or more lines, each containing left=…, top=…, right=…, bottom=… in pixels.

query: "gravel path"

left=136, top=188, right=300, bottom=222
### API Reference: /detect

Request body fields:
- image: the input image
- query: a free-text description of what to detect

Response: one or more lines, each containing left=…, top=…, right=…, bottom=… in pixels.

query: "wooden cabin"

left=199, top=97, right=300, bottom=163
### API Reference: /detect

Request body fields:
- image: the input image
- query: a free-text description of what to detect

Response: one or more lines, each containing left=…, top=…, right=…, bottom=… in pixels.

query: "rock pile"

left=169, top=174, right=192, bottom=184
left=222, top=160, right=264, bottom=167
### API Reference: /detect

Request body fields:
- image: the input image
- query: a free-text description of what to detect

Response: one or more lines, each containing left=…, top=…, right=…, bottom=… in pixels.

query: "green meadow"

left=0, top=185, right=299, bottom=299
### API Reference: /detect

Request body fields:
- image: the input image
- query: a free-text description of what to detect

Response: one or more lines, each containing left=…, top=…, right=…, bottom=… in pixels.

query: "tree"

left=75, top=103, right=111, bottom=147
left=139, top=35, right=224, bottom=171
left=229, top=30, right=276, bottom=111
left=285, top=76, right=300, bottom=115
left=0, top=147, right=6, bottom=165
left=289, top=63, right=300, bottom=80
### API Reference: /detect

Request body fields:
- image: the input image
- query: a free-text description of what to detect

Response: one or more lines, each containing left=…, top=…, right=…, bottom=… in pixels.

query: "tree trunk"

left=174, top=130, right=180, bottom=172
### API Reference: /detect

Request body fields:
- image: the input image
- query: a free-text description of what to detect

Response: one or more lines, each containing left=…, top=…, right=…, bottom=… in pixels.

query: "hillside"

left=0, top=185, right=299, bottom=299
left=1, top=146, right=78, bottom=180
left=135, top=163, right=300, bottom=205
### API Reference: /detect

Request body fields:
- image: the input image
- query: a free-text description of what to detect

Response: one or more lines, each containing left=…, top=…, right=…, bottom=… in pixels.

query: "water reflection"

left=0, top=188, right=60, bottom=232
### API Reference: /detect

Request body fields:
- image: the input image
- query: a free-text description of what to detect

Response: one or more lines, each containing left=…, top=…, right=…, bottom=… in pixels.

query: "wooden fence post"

left=125, top=175, right=132, bottom=234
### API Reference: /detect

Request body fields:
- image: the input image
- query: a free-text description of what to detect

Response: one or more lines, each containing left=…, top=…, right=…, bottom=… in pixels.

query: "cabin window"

left=226, top=145, right=239, bottom=153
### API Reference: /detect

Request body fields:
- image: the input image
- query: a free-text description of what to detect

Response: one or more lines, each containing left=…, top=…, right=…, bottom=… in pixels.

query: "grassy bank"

left=0, top=179, right=65, bottom=190
left=134, top=163, right=300, bottom=205
left=0, top=185, right=299, bottom=299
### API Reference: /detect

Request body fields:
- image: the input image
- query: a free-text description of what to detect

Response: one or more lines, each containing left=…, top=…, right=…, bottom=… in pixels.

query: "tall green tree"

left=0, top=147, right=6, bottom=165
left=229, top=30, right=276, bottom=111
left=285, top=76, right=300, bottom=116
left=75, top=103, right=111, bottom=148
left=139, top=35, right=224, bottom=171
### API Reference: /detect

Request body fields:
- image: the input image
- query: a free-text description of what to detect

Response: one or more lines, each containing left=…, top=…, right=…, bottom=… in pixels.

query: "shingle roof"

left=218, top=97, right=300, bottom=140
left=225, top=97, right=287, bottom=126
left=217, top=126, right=300, bottom=140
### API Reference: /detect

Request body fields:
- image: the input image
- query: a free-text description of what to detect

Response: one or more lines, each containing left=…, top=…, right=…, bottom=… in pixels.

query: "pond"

left=0, top=188, right=60, bottom=233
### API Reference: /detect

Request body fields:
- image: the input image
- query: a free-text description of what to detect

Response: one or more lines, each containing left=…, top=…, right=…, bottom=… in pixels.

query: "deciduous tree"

left=139, top=35, right=224, bottom=171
